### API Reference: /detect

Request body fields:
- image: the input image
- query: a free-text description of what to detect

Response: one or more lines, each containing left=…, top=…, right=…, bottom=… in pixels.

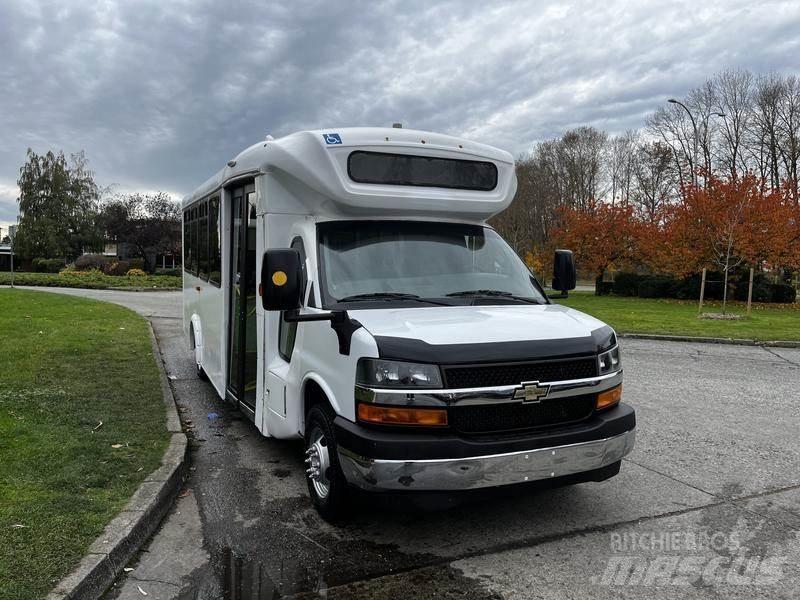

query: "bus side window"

left=183, top=211, right=191, bottom=273
left=198, top=201, right=209, bottom=280
left=190, top=207, right=198, bottom=275
left=278, top=237, right=307, bottom=361
left=208, top=196, right=221, bottom=286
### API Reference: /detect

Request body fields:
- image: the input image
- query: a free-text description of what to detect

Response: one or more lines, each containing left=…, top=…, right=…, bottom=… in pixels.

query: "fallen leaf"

left=178, top=489, right=191, bottom=498
left=111, top=444, right=123, bottom=449
left=137, top=585, right=148, bottom=596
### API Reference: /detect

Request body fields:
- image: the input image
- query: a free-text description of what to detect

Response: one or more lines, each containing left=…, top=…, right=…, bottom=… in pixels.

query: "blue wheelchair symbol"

left=323, top=133, right=342, bottom=145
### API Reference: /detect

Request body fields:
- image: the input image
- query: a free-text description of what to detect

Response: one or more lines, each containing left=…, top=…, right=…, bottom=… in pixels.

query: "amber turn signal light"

left=596, top=385, right=622, bottom=410
left=357, top=404, right=448, bottom=426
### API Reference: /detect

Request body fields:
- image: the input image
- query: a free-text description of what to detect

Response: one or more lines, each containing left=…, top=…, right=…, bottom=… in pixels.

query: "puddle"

left=218, top=549, right=317, bottom=597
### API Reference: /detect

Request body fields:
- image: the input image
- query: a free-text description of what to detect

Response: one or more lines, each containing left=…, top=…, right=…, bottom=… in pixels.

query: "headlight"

left=598, top=345, right=621, bottom=374
left=356, top=358, right=443, bottom=389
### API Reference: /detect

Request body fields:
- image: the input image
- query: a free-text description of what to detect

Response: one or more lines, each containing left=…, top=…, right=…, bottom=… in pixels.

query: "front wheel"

left=304, top=404, right=349, bottom=521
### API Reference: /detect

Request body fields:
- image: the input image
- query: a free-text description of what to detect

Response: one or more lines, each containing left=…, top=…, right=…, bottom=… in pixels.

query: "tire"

left=304, top=404, right=350, bottom=521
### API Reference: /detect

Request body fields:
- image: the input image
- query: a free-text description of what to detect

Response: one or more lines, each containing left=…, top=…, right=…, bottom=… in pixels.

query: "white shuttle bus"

left=182, top=127, right=635, bottom=519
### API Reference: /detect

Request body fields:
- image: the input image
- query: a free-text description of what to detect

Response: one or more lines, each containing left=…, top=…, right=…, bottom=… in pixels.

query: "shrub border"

left=620, top=332, right=800, bottom=348
left=46, top=323, right=187, bottom=600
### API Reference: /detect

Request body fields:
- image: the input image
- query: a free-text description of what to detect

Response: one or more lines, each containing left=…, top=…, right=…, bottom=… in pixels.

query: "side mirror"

left=551, top=249, right=576, bottom=296
left=260, top=249, right=303, bottom=311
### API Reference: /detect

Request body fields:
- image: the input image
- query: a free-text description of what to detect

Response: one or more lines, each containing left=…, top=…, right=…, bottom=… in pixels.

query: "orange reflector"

left=357, top=403, right=448, bottom=426
left=597, top=384, right=622, bottom=410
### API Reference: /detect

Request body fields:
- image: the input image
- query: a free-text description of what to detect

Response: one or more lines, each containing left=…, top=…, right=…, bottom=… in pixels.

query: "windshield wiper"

left=337, top=292, right=449, bottom=305
left=445, top=289, right=542, bottom=304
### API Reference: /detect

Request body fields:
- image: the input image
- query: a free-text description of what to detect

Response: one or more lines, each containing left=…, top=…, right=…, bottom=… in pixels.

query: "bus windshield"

left=317, top=221, right=546, bottom=307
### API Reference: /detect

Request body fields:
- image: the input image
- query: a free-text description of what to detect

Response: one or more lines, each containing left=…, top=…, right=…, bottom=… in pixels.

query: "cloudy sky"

left=1, top=0, right=799, bottom=231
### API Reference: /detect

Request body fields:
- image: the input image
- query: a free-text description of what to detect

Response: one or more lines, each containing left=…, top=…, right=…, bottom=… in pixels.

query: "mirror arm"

left=283, top=310, right=362, bottom=356
left=284, top=309, right=343, bottom=323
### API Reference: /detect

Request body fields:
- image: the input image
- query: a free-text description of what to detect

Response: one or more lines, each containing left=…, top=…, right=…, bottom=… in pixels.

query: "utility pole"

left=9, top=230, right=14, bottom=288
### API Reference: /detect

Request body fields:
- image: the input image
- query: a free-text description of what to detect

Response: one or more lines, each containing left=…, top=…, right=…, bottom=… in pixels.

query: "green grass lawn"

left=556, top=292, right=800, bottom=341
left=0, top=271, right=182, bottom=290
left=0, top=289, right=169, bottom=599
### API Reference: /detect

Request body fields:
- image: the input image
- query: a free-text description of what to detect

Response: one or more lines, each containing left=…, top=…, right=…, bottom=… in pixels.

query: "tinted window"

left=190, top=207, right=198, bottom=275
left=198, top=202, right=209, bottom=280
left=183, top=211, right=191, bottom=273
left=348, top=151, right=498, bottom=191
left=317, top=221, right=545, bottom=306
left=208, top=196, right=221, bottom=286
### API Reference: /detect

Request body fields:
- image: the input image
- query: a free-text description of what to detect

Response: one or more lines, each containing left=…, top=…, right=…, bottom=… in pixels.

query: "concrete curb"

left=619, top=332, right=800, bottom=349
left=47, top=322, right=187, bottom=600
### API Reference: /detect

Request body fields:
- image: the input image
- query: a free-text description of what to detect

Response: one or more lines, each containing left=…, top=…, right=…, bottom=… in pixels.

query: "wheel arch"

left=189, top=313, right=203, bottom=367
left=301, top=374, right=340, bottom=435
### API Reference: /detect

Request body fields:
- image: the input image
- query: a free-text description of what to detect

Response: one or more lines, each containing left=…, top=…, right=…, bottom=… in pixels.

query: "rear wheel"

left=304, top=404, right=349, bottom=521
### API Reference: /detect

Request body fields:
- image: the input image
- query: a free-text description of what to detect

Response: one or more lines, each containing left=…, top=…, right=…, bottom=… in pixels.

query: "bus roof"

left=182, top=127, right=517, bottom=220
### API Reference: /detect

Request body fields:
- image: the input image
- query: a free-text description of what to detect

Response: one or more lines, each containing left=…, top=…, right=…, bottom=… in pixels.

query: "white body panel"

left=349, top=305, right=606, bottom=346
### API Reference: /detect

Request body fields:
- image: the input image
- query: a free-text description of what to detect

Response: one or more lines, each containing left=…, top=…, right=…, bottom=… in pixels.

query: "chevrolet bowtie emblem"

left=514, top=381, right=550, bottom=403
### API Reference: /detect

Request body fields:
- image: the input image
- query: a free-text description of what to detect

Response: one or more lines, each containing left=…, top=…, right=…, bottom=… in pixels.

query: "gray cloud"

left=1, top=0, right=799, bottom=229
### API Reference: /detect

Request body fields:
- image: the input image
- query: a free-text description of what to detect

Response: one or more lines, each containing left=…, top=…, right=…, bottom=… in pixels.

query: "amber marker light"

left=357, top=404, right=448, bottom=426
left=596, top=385, right=622, bottom=410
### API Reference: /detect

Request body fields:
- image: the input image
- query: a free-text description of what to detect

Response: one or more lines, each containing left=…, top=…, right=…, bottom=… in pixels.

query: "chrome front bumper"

left=338, top=428, right=635, bottom=491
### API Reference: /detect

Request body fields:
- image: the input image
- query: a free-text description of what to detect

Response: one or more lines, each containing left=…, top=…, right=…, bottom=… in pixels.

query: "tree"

left=551, top=201, right=637, bottom=284
left=666, top=174, right=786, bottom=312
left=14, top=149, right=102, bottom=260
left=632, top=141, right=675, bottom=222
left=100, top=192, right=180, bottom=272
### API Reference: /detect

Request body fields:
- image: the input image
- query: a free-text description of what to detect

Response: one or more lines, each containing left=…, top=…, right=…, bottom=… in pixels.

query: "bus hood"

left=349, top=304, right=614, bottom=362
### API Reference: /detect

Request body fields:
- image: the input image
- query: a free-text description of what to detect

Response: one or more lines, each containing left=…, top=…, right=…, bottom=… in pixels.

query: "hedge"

left=608, top=271, right=796, bottom=303
left=32, top=258, right=64, bottom=273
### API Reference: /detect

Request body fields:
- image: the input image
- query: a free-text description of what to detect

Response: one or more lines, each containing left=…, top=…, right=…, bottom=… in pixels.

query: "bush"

left=595, top=281, right=615, bottom=296
left=128, top=258, right=145, bottom=271
left=672, top=272, right=726, bottom=300
left=155, top=268, right=181, bottom=277
left=638, top=277, right=678, bottom=299
left=733, top=273, right=772, bottom=303
left=32, top=258, right=64, bottom=273
left=612, top=272, right=642, bottom=296
left=103, top=260, right=130, bottom=276
left=771, top=283, right=797, bottom=303
left=126, top=268, right=146, bottom=277
left=75, top=254, right=113, bottom=271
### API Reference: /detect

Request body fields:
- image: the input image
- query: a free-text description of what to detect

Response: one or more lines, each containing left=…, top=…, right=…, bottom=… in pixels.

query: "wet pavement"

left=25, top=288, right=800, bottom=599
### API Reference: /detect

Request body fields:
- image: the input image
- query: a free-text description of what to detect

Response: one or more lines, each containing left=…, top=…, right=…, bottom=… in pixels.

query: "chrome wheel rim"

left=305, top=426, right=331, bottom=499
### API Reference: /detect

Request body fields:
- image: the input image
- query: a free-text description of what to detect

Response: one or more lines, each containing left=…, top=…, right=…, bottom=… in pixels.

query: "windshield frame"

left=315, top=220, right=549, bottom=310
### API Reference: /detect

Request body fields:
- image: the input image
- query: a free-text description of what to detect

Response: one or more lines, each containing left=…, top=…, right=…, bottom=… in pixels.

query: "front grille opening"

left=449, top=395, right=596, bottom=434
left=443, top=357, right=597, bottom=389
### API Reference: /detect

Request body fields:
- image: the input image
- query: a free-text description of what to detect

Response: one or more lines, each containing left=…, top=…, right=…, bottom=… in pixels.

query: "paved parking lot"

left=23, top=288, right=800, bottom=599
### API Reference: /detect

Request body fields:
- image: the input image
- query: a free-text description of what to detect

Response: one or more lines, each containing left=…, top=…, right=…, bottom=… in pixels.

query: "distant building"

left=0, top=243, right=13, bottom=271
left=8, top=224, right=16, bottom=240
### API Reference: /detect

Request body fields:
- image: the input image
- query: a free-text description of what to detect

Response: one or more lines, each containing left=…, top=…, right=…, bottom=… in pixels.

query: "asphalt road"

left=17, top=288, right=800, bottom=599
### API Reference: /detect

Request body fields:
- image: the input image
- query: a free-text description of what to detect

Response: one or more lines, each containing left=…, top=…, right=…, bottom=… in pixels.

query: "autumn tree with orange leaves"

left=550, top=201, right=639, bottom=284
left=666, top=174, right=798, bottom=310
left=550, top=173, right=799, bottom=305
